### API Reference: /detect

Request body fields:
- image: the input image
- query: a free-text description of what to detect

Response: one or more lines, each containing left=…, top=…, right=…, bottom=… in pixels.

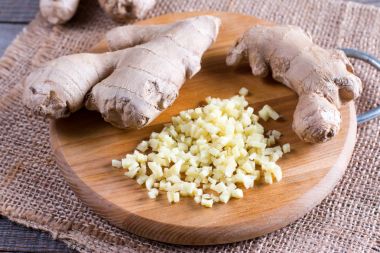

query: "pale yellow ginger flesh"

left=23, top=16, right=221, bottom=129
left=39, top=0, right=80, bottom=25
left=226, top=25, right=362, bottom=143
left=112, top=90, right=290, bottom=207
left=98, top=0, right=156, bottom=22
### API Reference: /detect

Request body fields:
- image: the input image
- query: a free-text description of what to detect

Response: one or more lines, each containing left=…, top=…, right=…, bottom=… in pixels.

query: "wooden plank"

left=0, top=24, right=24, bottom=56
left=0, top=217, right=74, bottom=253
left=351, top=0, right=380, bottom=6
left=0, top=0, right=39, bottom=23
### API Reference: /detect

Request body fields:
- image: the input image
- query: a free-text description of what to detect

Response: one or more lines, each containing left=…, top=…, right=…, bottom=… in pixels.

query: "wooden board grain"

left=0, top=24, right=25, bottom=55
left=50, top=12, right=357, bottom=245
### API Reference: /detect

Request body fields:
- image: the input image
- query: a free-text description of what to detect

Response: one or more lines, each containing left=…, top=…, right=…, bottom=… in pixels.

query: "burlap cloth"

left=0, top=0, right=379, bottom=252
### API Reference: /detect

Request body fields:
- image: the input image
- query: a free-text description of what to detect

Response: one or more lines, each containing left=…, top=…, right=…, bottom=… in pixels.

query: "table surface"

left=0, top=0, right=379, bottom=252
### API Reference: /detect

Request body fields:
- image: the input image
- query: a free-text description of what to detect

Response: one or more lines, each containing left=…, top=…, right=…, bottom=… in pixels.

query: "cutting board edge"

left=48, top=10, right=358, bottom=245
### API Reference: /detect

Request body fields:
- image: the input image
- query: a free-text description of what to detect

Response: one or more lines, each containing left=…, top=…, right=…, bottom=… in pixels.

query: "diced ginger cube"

left=167, top=175, right=182, bottom=184
left=227, top=182, right=237, bottom=191
left=282, top=143, right=291, bottom=153
left=219, top=191, right=231, bottom=203
left=241, top=161, right=255, bottom=174
left=260, top=105, right=279, bottom=121
left=268, top=110, right=280, bottom=120
left=124, top=167, right=139, bottom=178
left=111, top=159, right=122, bottom=168
left=136, top=175, right=148, bottom=185
left=159, top=180, right=171, bottom=191
left=194, top=188, right=203, bottom=197
left=271, top=165, right=283, bottom=182
left=182, top=182, right=196, bottom=196
left=145, top=175, right=155, bottom=190
left=239, top=87, right=249, bottom=96
left=167, top=191, right=180, bottom=203
left=121, top=157, right=137, bottom=169
left=149, top=139, right=160, bottom=151
left=246, top=107, right=254, bottom=114
left=201, top=198, right=213, bottom=208
left=136, top=141, right=149, bottom=152
left=231, top=188, right=244, bottom=198
left=264, top=171, right=273, bottom=184
left=258, top=107, right=270, bottom=121
left=270, top=129, right=282, bottom=139
left=148, top=162, right=163, bottom=179
left=247, top=140, right=266, bottom=150
left=267, top=136, right=276, bottom=146
left=194, top=196, right=201, bottom=203
left=148, top=188, right=159, bottom=199
left=211, top=182, right=226, bottom=193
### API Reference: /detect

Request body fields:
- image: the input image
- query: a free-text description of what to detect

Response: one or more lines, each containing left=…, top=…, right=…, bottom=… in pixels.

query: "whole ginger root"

left=39, top=0, right=156, bottom=25
left=23, top=16, right=221, bottom=128
left=40, top=0, right=80, bottom=25
left=98, top=0, right=156, bottom=22
left=226, top=25, right=362, bottom=143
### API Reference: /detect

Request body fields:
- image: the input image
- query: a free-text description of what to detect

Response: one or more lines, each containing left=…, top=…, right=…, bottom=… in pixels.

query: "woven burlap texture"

left=0, top=0, right=379, bottom=252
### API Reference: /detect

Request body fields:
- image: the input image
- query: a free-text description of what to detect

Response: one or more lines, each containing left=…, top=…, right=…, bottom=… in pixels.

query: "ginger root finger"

left=23, top=53, right=114, bottom=118
left=226, top=25, right=362, bottom=143
left=85, top=15, right=221, bottom=128
left=98, top=0, right=156, bottom=22
left=106, top=24, right=170, bottom=51
left=293, top=94, right=341, bottom=143
left=39, top=0, right=80, bottom=25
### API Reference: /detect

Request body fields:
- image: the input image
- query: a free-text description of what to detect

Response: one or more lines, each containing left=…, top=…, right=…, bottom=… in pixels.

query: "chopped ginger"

left=112, top=90, right=290, bottom=207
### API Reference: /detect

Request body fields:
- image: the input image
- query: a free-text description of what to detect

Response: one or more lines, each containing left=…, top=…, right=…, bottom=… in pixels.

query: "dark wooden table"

left=0, top=0, right=379, bottom=252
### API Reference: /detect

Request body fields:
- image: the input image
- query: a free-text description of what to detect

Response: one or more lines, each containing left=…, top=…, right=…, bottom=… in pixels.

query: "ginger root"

left=39, top=0, right=155, bottom=25
left=226, top=25, right=362, bottom=143
left=39, top=0, right=80, bottom=25
left=23, top=16, right=221, bottom=128
left=98, top=0, right=156, bottom=22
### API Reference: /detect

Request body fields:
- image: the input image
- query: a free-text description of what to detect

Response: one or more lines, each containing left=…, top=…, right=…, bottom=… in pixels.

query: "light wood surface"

left=50, top=12, right=357, bottom=245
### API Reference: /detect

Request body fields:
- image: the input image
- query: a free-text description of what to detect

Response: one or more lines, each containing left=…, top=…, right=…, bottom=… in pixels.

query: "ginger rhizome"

left=226, top=25, right=362, bottom=143
left=39, top=0, right=156, bottom=25
left=98, top=0, right=156, bottom=22
left=39, top=0, right=80, bottom=25
left=23, top=16, right=221, bottom=128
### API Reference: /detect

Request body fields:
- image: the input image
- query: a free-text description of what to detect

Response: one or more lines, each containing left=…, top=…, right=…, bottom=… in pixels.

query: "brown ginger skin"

left=98, top=0, right=156, bottom=22
left=39, top=0, right=155, bottom=25
left=23, top=16, right=221, bottom=129
left=226, top=25, right=362, bottom=143
left=39, top=0, right=80, bottom=25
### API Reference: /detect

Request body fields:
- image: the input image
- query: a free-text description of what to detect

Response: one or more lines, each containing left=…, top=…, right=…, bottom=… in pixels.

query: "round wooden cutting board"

left=50, top=12, right=357, bottom=245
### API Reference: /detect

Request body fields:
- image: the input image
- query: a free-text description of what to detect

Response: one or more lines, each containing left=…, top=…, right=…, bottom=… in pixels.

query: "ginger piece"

left=39, top=0, right=155, bottom=25
left=98, top=0, right=156, bottom=22
left=85, top=16, right=220, bottom=128
left=39, top=0, right=80, bottom=25
left=23, top=16, right=221, bottom=128
left=23, top=53, right=114, bottom=118
left=226, top=25, right=362, bottom=143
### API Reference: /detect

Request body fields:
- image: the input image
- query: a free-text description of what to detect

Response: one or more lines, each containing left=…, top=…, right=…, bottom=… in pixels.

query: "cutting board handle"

left=340, top=48, right=380, bottom=124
